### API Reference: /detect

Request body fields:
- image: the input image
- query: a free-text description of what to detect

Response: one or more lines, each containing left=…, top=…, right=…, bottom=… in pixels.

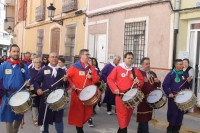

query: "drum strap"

left=131, top=68, right=136, bottom=79
left=20, top=62, right=26, bottom=82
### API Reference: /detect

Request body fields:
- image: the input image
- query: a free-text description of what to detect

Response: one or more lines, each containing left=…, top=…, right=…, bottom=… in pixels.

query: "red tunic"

left=137, top=70, right=158, bottom=122
left=107, top=64, right=144, bottom=128
left=67, top=62, right=99, bottom=127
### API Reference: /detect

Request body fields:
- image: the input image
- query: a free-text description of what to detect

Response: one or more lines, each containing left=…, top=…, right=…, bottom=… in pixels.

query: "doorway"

left=89, top=34, right=107, bottom=70
left=188, top=22, right=200, bottom=106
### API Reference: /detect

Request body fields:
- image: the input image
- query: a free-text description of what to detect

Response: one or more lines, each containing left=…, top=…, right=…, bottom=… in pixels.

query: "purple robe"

left=102, top=63, right=116, bottom=105
left=34, top=66, right=69, bottom=125
left=29, top=68, right=40, bottom=108
left=162, top=71, right=190, bottom=126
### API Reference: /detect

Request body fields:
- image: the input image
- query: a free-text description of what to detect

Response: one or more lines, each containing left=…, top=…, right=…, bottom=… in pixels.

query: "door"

left=51, top=28, right=60, bottom=54
left=96, top=34, right=106, bottom=70
left=195, top=31, right=200, bottom=107
left=89, top=34, right=107, bottom=70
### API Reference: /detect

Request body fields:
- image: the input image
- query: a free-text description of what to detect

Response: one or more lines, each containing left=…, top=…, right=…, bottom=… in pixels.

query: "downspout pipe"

left=172, top=0, right=180, bottom=68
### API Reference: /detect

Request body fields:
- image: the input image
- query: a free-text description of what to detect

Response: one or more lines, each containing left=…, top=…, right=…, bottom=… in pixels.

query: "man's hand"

left=134, top=77, right=139, bottom=84
left=63, top=75, right=68, bottom=82
left=187, top=76, right=192, bottom=83
left=114, top=89, right=120, bottom=94
left=71, top=85, right=76, bottom=90
left=37, top=89, right=43, bottom=96
left=168, top=93, right=174, bottom=98
left=87, top=74, right=92, bottom=79
left=154, top=78, right=160, bottom=83
left=25, top=80, right=30, bottom=86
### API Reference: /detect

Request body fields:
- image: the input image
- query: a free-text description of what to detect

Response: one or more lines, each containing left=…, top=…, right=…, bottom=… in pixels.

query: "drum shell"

left=95, top=80, right=106, bottom=94
left=147, top=90, right=167, bottom=109
left=174, top=89, right=197, bottom=112
left=121, top=88, right=144, bottom=108
left=10, top=97, right=32, bottom=115
left=46, top=89, right=68, bottom=111
left=80, top=88, right=101, bottom=106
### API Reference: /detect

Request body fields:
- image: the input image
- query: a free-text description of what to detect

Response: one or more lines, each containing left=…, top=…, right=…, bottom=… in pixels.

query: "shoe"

left=88, top=118, right=94, bottom=127
left=107, top=111, right=113, bottom=115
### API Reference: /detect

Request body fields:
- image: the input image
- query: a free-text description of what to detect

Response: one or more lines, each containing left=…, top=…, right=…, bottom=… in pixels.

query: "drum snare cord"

left=40, top=104, right=49, bottom=133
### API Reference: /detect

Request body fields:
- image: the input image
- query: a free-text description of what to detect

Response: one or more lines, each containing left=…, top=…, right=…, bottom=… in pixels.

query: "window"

left=124, top=21, right=146, bottom=67
left=191, top=23, right=200, bottom=30
left=64, top=24, right=76, bottom=67
left=37, top=29, right=44, bottom=58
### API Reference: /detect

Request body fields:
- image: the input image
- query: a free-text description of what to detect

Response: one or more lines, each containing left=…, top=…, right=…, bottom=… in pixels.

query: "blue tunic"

left=162, top=70, right=190, bottom=126
left=34, top=66, right=69, bottom=125
left=0, top=61, right=30, bottom=122
left=102, top=63, right=116, bottom=105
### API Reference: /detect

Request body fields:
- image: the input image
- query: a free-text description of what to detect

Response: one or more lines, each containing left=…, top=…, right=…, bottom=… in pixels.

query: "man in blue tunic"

left=102, top=55, right=121, bottom=115
left=34, top=52, right=68, bottom=133
left=0, top=44, right=30, bottom=133
left=162, top=59, right=191, bottom=133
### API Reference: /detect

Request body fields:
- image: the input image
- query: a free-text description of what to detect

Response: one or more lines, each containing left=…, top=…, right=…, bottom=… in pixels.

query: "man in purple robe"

left=102, top=55, right=121, bottom=115
left=34, top=52, right=68, bottom=133
left=162, top=59, right=191, bottom=133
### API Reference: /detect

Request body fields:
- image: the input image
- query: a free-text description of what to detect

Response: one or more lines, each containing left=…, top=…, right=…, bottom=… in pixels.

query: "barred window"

left=64, top=24, right=76, bottom=67
left=124, top=21, right=146, bottom=67
left=37, top=29, right=44, bottom=58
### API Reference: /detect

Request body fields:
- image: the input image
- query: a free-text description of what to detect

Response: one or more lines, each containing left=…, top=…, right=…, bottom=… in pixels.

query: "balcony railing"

left=35, top=5, right=45, bottom=22
left=62, top=0, right=77, bottom=13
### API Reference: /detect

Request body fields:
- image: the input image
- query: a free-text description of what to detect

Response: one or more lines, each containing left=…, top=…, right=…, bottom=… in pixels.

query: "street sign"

left=197, top=2, right=200, bottom=7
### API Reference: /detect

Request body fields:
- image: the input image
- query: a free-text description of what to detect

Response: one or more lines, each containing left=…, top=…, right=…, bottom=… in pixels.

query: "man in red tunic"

left=107, top=52, right=144, bottom=133
left=137, top=57, right=161, bottom=133
left=67, top=49, right=99, bottom=133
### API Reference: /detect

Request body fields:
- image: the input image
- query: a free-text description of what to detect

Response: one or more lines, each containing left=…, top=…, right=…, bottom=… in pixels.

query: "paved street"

left=0, top=103, right=200, bottom=133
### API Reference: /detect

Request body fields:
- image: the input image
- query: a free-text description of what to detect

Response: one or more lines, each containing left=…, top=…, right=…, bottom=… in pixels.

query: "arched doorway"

left=51, top=28, right=60, bottom=54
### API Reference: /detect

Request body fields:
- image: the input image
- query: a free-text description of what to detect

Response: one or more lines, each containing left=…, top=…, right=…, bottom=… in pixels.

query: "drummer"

left=102, top=55, right=121, bottom=115
left=162, top=59, right=191, bottom=133
left=29, top=57, right=42, bottom=126
left=137, top=57, right=161, bottom=133
left=27, top=53, right=38, bottom=69
left=107, top=52, right=144, bottom=133
left=34, top=52, right=68, bottom=133
left=67, top=49, right=99, bottom=133
left=0, top=44, right=30, bottom=133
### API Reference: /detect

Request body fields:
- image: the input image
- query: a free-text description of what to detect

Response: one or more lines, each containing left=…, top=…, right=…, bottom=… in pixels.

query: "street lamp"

left=7, top=26, right=12, bottom=34
left=47, top=3, right=63, bottom=25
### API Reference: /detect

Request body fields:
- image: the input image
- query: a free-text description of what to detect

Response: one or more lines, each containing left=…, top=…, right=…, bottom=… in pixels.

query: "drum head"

left=79, top=85, right=97, bottom=101
left=175, top=90, right=192, bottom=103
left=147, top=90, right=162, bottom=103
left=122, top=89, right=138, bottom=101
left=9, top=91, right=30, bottom=106
left=47, top=89, right=64, bottom=104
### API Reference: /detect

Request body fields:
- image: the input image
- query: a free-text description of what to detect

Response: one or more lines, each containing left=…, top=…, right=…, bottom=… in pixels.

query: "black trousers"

left=137, top=122, right=149, bottom=133
left=117, top=127, right=127, bottom=133
left=107, top=103, right=112, bottom=111
left=167, top=124, right=181, bottom=133
left=76, top=127, right=84, bottom=133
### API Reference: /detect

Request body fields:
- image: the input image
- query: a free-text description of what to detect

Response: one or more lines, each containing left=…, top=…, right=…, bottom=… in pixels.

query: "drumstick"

left=51, top=77, right=65, bottom=87
left=16, top=79, right=31, bottom=94
left=178, top=80, right=187, bottom=88
left=31, top=89, right=49, bottom=97
left=146, top=94, right=157, bottom=97
left=131, top=77, right=137, bottom=89
left=83, top=70, right=90, bottom=89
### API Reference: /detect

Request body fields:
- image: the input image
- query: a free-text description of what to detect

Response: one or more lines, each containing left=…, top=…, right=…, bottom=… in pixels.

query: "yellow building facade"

left=22, top=0, right=86, bottom=66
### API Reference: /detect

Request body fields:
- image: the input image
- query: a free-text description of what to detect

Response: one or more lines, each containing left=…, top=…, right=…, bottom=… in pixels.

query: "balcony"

left=35, top=5, right=45, bottom=22
left=5, top=0, right=14, bottom=6
left=62, top=0, right=77, bottom=13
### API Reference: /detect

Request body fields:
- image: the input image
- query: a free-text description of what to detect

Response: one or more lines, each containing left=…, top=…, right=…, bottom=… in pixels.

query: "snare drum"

left=147, top=89, right=167, bottom=109
left=174, top=89, right=197, bottom=112
left=79, top=85, right=101, bottom=106
left=121, top=88, right=144, bottom=108
left=94, top=80, right=106, bottom=93
left=8, top=91, right=32, bottom=114
left=46, top=88, right=68, bottom=111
